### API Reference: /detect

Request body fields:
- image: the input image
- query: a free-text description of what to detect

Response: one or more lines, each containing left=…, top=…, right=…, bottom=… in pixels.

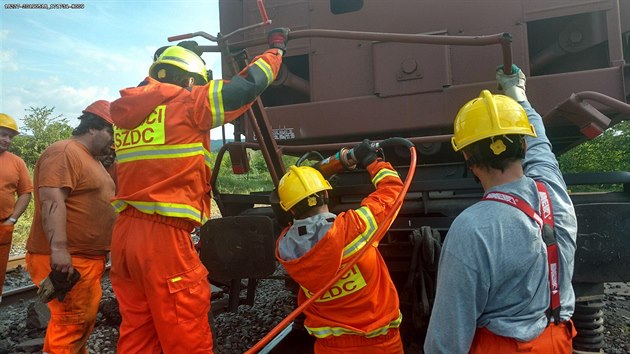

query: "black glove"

left=37, top=269, right=81, bottom=303
left=268, top=28, right=290, bottom=53
left=352, top=139, right=378, bottom=169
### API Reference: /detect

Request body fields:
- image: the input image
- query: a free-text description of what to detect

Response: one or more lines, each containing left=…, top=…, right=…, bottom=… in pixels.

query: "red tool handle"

left=257, top=0, right=270, bottom=24
left=168, top=33, right=193, bottom=42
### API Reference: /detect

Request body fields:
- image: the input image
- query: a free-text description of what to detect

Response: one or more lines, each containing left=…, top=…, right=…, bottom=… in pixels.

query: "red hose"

left=245, top=146, right=418, bottom=353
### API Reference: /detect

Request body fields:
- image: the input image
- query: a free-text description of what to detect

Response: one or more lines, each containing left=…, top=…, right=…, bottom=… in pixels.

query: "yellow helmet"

left=149, top=46, right=208, bottom=84
left=451, top=90, right=536, bottom=152
left=278, top=166, right=333, bottom=212
left=0, top=113, right=19, bottom=135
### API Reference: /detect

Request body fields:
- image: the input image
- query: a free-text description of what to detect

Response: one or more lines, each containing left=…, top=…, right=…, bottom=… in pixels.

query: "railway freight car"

left=173, top=0, right=630, bottom=351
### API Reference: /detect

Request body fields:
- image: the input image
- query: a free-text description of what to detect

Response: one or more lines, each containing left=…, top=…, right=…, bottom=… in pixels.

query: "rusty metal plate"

left=373, top=40, right=449, bottom=98
left=572, top=203, right=630, bottom=283
left=199, top=215, right=276, bottom=282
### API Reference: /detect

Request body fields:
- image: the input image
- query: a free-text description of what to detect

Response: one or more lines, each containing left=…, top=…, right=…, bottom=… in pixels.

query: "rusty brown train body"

left=189, top=0, right=630, bottom=351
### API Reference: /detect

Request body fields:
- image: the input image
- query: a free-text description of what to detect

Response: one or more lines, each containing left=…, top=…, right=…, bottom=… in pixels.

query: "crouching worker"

left=274, top=140, right=405, bottom=354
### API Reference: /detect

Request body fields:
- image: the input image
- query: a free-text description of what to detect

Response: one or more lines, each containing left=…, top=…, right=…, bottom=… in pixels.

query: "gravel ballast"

left=2, top=266, right=629, bottom=354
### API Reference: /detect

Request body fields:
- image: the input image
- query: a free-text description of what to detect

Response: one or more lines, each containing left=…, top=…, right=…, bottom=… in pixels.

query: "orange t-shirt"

left=106, top=161, right=118, bottom=192
left=0, top=151, right=33, bottom=220
left=26, top=139, right=116, bottom=256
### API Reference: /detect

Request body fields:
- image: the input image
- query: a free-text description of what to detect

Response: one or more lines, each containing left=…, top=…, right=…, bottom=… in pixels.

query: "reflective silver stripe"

left=372, top=168, right=399, bottom=186
left=306, top=311, right=402, bottom=339
left=111, top=200, right=203, bottom=222
left=208, top=80, right=225, bottom=128
left=253, top=58, right=274, bottom=85
left=342, top=207, right=377, bottom=259
left=112, top=200, right=128, bottom=213
left=117, top=143, right=211, bottom=169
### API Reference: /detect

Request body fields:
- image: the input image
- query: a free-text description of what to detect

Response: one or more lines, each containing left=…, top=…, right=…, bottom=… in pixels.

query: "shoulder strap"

left=482, top=181, right=561, bottom=324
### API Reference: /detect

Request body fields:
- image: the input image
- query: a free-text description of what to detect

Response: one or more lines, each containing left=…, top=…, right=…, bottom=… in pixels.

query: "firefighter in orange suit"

left=275, top=140, right=405, bottom=354
left=109, top=28, right=289, bottom=354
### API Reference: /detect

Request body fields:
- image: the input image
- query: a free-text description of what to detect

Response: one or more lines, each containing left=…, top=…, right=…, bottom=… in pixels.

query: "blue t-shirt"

left=424, top=102, right=578, bottom=353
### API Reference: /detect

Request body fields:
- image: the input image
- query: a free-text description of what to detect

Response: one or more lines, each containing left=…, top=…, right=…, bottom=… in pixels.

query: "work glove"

left=352, top=139, right=378, bottom=169
left=268, top=28, right=290, bottom=54
left=37, top=269, right=81, bottom=303
left=496, top=64, right=528, bottom=102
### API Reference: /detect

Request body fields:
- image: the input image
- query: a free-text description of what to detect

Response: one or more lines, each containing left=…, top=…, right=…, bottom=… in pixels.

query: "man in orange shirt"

left=0, top=113, right=33, bottom=304
left=26, top=100, right=116, bottom=354
left=275, top=140, right=405, bottom=354
left=109, top=28, right=288, bottom=353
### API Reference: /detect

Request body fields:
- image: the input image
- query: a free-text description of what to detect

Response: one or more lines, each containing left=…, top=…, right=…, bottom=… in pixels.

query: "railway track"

left=0, top=283, right=38, bottom=308
left=1, top=254, right=33, bottom=307
left=7, top=254, right=26, bottom=273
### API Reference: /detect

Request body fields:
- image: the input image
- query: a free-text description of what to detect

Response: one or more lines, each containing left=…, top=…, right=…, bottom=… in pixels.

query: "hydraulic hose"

left=245, top=139, right=417, bottom=354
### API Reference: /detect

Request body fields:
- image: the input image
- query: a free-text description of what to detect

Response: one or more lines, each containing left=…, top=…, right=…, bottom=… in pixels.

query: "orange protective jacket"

left=110, top=49, right=282, bottom=225
left=276, top=160, right=403, bottom=339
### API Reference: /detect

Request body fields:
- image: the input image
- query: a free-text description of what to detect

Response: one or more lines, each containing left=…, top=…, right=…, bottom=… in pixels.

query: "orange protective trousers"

left=470, top=320, right=577, bottom=354
left=110, top=209, right=213, bottom=354
left=314, top=328, right=404, bottom=354
left=26, top=253, right=106, bottom=354
left=0, top=224, right=13, bottom=298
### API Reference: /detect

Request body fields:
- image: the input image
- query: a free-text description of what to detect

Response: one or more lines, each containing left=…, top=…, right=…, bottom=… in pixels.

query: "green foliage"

left=10, top=106, right=73, bottom=167
left=11, top=199, right=34, bottom=252
left=211, top=149, right=298, bottom=195
left=558, top=120, right=630, bottom=191
left=10, top=165, right=35, bottom=251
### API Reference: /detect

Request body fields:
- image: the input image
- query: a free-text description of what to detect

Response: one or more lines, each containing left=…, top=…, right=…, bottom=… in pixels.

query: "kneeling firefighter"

left=274, top=139, right=405, bottom=354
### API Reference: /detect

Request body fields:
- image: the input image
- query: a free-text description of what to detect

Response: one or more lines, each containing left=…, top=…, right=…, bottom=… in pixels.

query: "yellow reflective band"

left=343, top=207, right=377, bottom=259
left=170, top=276, right=182, bottom=283
left=253, top=58, right=274, bottom=85
left=114, top=105, right=166, bottom=150
left=112, top=200, right=128, bottom=213
left=208, top=80, right=225, bottom=128
left=111, top=200, right=203, bottom=223
left=372, top=168, right=400, bottom=186
left=116, top=143, right=211, bottom=168
left=301, top=265, right=366, bottom=303
left=305, top=311, right=403, bottom=339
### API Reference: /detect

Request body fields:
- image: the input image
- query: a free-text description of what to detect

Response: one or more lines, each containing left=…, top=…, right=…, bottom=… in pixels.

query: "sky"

left=1, top=0, right=233, bottom=140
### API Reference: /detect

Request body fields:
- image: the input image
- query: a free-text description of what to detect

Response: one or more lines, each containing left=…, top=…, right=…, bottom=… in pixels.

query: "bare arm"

left=1, top=193, right=32, bottom=226
left=12, top=193, right=31, bottom=219
left=39, top=187, right=73, bottom=275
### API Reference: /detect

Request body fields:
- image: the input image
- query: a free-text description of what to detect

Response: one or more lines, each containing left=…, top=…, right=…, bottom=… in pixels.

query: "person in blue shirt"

left=424, top=65, right=578, bottom=353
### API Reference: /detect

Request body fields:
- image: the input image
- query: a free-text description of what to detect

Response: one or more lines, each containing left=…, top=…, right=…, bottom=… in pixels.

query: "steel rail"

left=1, top=266, right=111, bottom=308
left=7, top=254, right=26, bottom=272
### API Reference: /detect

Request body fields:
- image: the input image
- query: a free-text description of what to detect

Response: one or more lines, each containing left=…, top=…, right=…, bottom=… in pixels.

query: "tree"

left=10, top=106, right=73, bottom=166
left=558, top=120, right=630, bottom=191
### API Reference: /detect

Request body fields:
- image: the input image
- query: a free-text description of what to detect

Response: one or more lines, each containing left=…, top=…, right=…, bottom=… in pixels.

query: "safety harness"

left=482, top=181, right=561, bottom=325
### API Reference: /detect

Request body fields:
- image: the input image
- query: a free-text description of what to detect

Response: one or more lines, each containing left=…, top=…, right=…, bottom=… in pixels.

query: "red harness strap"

left=482, top=181, right=561, bottom=324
